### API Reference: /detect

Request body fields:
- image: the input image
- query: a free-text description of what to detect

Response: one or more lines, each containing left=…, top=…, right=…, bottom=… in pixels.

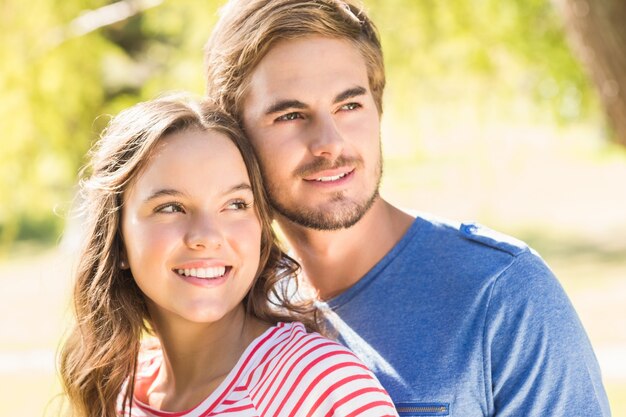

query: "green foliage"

left=0, top=0, right=220, bottom=252
left=0, top=0, right=598, bottom=250
left=367, top=0, right=595, bottom=123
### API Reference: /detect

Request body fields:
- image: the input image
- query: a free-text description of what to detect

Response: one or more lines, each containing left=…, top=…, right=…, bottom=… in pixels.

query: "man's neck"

left=277, top=198, right=414, bottom=300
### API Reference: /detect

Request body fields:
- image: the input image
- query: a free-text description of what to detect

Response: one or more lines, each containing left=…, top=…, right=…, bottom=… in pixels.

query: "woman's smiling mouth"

left=174, top=266, right=232, bottom=279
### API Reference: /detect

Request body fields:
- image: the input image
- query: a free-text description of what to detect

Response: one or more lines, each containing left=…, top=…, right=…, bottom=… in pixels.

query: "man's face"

left=241, top=36, right=382, bottom=231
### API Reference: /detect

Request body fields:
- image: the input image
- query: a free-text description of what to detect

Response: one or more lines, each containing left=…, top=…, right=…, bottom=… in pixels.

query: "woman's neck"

left=145, top=304, right=270, bottom=411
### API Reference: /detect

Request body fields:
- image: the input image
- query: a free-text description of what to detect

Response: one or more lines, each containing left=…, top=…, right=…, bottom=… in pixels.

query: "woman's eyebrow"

left=143, top=188, right=184, bottom=203
left=142, top=183, right=252, bottom=204
left=222, top=183, right=253, bottom=196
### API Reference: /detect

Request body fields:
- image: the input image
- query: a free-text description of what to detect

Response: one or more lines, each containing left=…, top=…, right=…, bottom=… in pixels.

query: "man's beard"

left=266, top=154, right=382, bottom=231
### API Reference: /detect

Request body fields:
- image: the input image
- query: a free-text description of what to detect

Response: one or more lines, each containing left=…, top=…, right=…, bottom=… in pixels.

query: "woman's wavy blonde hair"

left=204, top=0, right=385, bottom=122
left=59, top=95, right=320, bottom=417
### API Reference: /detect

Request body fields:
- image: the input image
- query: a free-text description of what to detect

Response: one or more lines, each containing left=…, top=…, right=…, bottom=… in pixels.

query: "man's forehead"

left=256, top=37, right=365, bottom=72
left=246, top=36, right=369, bottom=102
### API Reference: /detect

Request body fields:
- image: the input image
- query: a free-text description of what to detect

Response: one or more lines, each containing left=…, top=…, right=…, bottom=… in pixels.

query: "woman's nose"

left=184, top=215, right=223, bottom=250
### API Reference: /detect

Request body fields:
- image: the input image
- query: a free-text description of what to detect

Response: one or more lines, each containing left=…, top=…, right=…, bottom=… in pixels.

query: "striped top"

left=118, top=322, right=397, bottom=417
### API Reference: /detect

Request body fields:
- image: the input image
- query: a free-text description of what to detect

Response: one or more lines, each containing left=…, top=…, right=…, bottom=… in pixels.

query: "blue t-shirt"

left=321, top=215, right=610, bottom=416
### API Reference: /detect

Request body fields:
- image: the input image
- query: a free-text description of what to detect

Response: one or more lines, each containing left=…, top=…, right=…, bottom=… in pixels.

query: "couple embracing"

left=60, top=1, right=610, bottom=416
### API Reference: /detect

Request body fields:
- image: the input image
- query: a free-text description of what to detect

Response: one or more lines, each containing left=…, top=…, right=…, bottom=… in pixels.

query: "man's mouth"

left=304, top=168, right=355, bottom=183
left=175, top=266, right=231, bottom=279
left=313, top=172, right=350, bottom=182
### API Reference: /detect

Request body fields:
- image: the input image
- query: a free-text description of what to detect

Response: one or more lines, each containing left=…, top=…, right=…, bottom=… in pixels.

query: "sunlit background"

left=1, top=0, right=625, bottom=415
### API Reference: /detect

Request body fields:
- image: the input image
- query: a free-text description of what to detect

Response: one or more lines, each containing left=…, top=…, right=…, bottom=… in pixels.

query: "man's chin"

left=272, top=193, right=379, bottom=231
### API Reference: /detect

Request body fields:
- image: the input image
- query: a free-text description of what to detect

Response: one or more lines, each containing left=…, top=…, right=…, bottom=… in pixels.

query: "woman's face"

left=121, top=128, right=262, bottom=325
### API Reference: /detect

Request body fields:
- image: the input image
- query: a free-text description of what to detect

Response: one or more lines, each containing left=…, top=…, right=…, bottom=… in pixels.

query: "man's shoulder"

left=456, top=222, right=529, bottom=256
left=388, top=212, right=549, bottom=288
left=407, top=211, right=530, bottom=257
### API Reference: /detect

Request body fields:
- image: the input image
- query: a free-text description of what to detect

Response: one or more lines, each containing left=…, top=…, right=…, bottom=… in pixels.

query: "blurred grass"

left=1, top=229, right=624, bottom=416
left=0, top=246, right=72, bottom=417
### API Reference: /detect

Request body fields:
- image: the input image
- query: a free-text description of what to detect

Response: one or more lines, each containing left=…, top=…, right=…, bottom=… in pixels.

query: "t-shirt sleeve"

left=272, top=336, right=399, bottom=417
left=484, top=250, right=611, bottom=416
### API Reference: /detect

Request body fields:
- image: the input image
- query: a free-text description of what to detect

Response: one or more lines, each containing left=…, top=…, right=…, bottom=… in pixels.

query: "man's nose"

left=307, top=114, right=345, bottom=159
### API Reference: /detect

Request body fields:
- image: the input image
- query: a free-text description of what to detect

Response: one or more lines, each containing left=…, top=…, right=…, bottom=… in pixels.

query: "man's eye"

left=275, top=112, right=303, bottom=122
left=155, top=203, right=185, bottom=214
left=340, top=102, right=361, bottom=111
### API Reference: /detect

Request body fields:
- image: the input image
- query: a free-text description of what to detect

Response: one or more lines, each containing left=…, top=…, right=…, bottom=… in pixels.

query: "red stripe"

left=243, top=324, right=306, bottom=391
left=248, top=327, right=309, bottom=399
left=323, top=388, right=393, bottom=417
left=256, top=322, right=291, bottom=365
left=302, top=374, right=373, bottom=417
left=254, top=338, right=335, bottom=408
left=248, top=322, right=293, bottom=382
left=344, top=400, right=397, bottom=417
left=272, top=348, right=355, bottom=416
left=221, top=397, right=245, bottom=405
left=251, top=332, right=321, bottom=404
left=207, top=402, right=255, bottom=415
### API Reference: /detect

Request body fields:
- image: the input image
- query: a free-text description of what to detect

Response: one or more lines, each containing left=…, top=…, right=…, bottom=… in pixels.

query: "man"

left=204, top=0, right=611, bottom=415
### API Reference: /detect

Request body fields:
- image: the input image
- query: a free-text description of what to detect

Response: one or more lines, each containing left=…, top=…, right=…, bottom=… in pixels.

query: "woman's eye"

left=226, top=199, right=252, bottom=211
left=155, top=203, right=185, bottom=214
left=275, top=112, right=303, bottom=122
left=340, top=102, right=361, bottom=111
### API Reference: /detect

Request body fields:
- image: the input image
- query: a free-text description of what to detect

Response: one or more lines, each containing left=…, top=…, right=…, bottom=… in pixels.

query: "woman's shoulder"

left=249, top=321, right=377, bottom=386
left=262, top=321, right=359, bottom=362
left=247, top=322, right=398, bottom=416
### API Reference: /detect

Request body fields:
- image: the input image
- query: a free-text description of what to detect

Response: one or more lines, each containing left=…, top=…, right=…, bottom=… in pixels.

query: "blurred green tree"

left=0, top=0, right=603, bottom=251
left=0, top=0, right=218, bottom=251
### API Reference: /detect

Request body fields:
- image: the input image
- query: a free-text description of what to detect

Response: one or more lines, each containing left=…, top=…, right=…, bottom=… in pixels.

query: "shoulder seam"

left=459, top=223, right=528, bottom=257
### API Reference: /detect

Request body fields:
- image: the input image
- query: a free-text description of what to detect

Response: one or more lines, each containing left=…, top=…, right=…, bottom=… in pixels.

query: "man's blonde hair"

left=204, top=0, right=385, bottom=121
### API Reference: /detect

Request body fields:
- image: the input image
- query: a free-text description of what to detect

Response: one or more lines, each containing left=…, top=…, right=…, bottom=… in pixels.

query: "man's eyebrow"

left=263, top=86, right=367, bottom=116
left=334, top=86, right=367, bottom=103
left=265, top=100, right=307, bottom=116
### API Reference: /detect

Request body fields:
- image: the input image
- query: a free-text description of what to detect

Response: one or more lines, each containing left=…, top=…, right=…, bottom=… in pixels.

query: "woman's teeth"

left=177, top=267, right=226, bottom=279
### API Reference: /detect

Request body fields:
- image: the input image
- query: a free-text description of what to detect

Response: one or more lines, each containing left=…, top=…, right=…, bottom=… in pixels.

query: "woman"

left=59, top=95, right=398, bottom=417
